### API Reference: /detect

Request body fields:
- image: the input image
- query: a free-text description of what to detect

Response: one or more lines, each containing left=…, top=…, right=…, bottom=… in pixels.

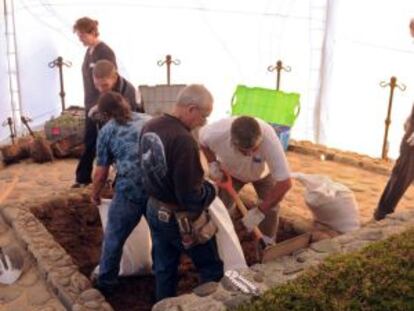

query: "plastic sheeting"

left=0, top=0, right=318, bottom=142
left=1, top=0, right=414, bottom=159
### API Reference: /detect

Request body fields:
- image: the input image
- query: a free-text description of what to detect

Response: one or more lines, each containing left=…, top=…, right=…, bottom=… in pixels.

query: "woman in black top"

left=72, top=17, right=117, bottom=187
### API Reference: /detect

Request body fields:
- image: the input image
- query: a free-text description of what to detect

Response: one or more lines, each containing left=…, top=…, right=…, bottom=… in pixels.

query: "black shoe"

left=94, top=283, right=114, bottom=297
left=92, top=280, right=116, bottom=297
left=373, top=209, right=386, bottom=221
left=71, top=182, right=90, bottom=188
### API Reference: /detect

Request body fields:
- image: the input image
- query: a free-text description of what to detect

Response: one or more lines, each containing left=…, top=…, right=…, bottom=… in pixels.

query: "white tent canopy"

left=1, top=0, right=414, bottom=159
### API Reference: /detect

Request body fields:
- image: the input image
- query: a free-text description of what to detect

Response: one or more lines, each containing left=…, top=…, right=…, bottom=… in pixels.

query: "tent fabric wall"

left=318, top=0, right=414, bottom=159
left=1, top=2, right=12, bottom=138
left=0, top=0, right=322, bottom=143
left=1, top=0, right=414, bottom=159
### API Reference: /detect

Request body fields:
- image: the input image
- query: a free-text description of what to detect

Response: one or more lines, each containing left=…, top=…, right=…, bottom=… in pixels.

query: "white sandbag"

left=0, top=246, right=24, bottom=285
left=94, top=198, right=152, bottom=276
left=292, top=172, right=360, bottom=233
left=95, top=197, right=245, bottom=275
left=208, top=197, right=247, bottom=271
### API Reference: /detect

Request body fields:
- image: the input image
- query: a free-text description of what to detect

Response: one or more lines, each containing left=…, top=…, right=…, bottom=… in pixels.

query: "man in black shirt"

left=140, top=84, right=223, bottom=301
left=89, top=60, right=139, bottom=116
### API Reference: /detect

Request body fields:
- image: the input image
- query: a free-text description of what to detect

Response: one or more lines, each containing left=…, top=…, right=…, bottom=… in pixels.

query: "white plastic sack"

left=94, top=197, right=246, bottom=276
left=208, top=197, right=247, bottom=271
left=0, top=246, right=24, bottom=285
left=292, top=172, right=360, bottom=233
left=94, top=198, right=152, bottom=276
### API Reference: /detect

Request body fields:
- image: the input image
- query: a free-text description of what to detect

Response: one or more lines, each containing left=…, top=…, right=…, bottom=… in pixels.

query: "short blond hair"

left=93, top=60, right=117, bottom=79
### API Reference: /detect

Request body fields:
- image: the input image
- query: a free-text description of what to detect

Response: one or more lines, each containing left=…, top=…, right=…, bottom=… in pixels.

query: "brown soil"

left=32, top=196, right=298, bottom=311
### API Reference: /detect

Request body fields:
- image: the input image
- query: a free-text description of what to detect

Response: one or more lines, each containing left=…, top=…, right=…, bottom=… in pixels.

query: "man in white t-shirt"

left=199, top=116, right=292, bottom=239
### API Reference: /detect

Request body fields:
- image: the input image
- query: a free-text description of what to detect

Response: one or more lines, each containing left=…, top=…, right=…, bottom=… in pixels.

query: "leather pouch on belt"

left=192, top=211, right=218, bottom=244
left=175, top=211, right=217, bottom=248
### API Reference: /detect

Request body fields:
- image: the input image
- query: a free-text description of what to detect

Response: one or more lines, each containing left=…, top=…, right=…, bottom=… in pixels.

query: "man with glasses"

left=140, top=84, right=223, bottom=301
left=199, top=116, right=292, bottom=241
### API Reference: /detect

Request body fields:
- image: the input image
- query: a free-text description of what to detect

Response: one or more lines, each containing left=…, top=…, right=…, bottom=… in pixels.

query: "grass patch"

left=236, top=226, right=414, bottom=311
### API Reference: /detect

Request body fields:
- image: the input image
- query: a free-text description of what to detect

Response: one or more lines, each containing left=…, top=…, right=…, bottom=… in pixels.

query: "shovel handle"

left=20, top=116, right=35, bottom=137
left=216, top=171, right=266, bottom=244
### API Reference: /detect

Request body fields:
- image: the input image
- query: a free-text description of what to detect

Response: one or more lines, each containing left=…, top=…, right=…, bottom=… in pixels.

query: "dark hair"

left=73, top=17, right=99, bottom=36
left=231, top=116, right=262, bottom=149
left=97, top=92, right=131, bottom=125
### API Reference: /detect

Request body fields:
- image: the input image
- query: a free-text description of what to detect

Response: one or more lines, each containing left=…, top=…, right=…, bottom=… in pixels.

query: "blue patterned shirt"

left=96, top=112, right=151, bottom=203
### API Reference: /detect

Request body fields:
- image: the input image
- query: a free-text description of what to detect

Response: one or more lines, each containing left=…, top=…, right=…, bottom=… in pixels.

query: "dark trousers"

left=375, top=141, right=414, bottom=220
left=75, top=117, right=98, bottom=184
left=146, top=202, right=223, bottom=301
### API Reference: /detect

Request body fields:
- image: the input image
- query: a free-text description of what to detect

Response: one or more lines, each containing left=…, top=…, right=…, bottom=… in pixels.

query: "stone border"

left=0, top=192, right=114, bottom=311
left=0, top=141, right=405, bottom=311
left=151, top=210, right=414, bottom=311
left=288, top=140, right=393, bottom=175
left=2, top=207, right=412, bottom=311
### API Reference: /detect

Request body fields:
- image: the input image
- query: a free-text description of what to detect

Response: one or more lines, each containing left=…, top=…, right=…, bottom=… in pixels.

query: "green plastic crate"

left=231, top=85, right=300, bottom=127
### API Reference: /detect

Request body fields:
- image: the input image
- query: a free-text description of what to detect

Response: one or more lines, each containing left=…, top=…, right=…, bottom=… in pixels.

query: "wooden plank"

left=261, top=232, right=311, bottom=263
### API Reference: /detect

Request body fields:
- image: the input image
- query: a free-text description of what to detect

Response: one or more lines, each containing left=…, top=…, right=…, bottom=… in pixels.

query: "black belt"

left=149, top=196, right=179, bottom=211
left=148, top=196, right=201, bottom=220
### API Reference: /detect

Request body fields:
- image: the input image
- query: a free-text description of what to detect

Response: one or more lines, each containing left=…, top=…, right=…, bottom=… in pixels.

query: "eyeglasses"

left=195, top=106, right=211, bottom=120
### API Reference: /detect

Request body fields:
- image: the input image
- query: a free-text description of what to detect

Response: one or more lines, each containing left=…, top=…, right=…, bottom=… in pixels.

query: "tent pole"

left=380, top=76, right=406, bottom=159
left=3, top=0, right=23, bottom=136
left=157, top=54, right=181, bottom=85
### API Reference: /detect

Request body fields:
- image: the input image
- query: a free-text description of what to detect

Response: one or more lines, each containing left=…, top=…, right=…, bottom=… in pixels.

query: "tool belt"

left=175, top=210, right=217, bottom=249
left=149, top=197, right=218, bottom=249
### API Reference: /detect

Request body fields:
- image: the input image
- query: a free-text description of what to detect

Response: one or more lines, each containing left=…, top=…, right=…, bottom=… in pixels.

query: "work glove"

left=88, top=105, right=98, bottom=118
left=242, top=207, right=265, bottom=232
left=87, top=105, right=102, bottom=121
left=208, top=161, right=224, bottom=181
left=406, top=132, right=414, bottom=146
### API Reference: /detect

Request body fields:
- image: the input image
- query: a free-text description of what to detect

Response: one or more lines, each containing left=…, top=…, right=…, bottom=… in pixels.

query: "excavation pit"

left=30, top=192, right=302, bottom=311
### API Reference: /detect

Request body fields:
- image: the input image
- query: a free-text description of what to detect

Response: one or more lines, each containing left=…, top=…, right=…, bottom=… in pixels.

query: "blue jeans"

left=146, top=201, right=223, bottom=301
left=97, top=191, right=147, bottom=289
